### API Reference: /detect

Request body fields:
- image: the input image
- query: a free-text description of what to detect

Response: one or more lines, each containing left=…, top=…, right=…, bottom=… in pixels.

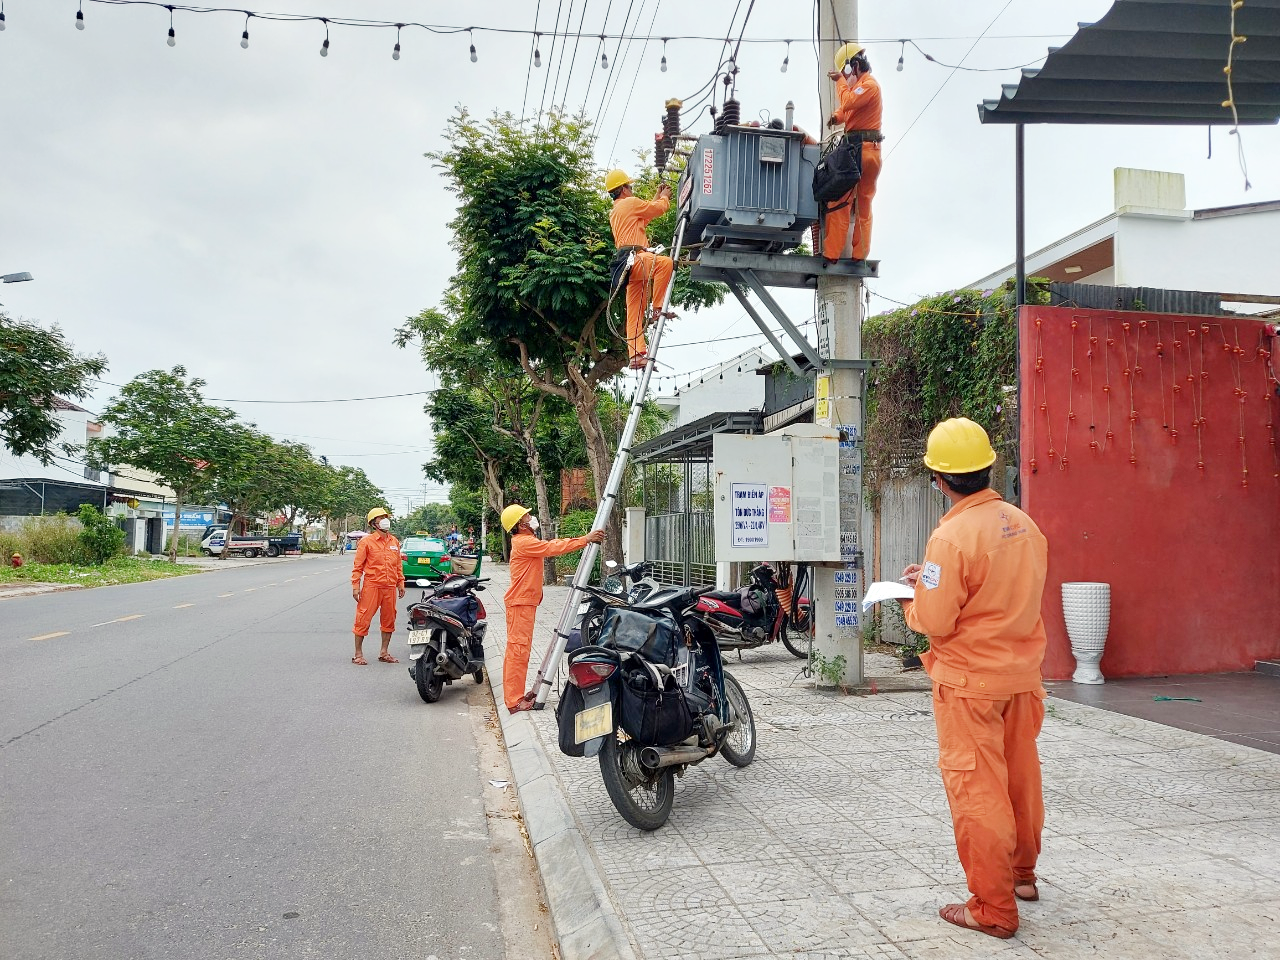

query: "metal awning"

left=980, top=0, right=1280, bottom=126
left=631, top=411, right=763, bottom=465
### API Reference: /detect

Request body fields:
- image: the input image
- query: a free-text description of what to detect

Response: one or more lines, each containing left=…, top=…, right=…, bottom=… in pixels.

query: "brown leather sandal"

left=938, top=904, right=1015, bottom=940
left=1015, top=882, right=1039, bottom=902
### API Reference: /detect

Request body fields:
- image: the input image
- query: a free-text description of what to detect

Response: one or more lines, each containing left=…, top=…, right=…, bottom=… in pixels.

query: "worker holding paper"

left=899, top=417, right=1049, bottom=941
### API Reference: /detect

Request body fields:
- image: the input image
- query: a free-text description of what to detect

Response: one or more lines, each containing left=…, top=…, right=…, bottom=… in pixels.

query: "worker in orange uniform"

left=350, top=507, right=406, bottom=666
left=823, top=41, right=883, bottom=266
left=606, top=169, right=675, bottom=370
left=899, top=418, right=1049, bottom=941
left=500, top=503, right=605, bottom=712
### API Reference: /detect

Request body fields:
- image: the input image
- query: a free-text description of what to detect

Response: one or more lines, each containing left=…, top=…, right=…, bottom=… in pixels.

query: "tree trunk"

left=167, top=490, right=186, bottom=563
left=480, top=458, right=508, bottom=561
left=520, top=438, right=557, bottom=585
left=573, top=395, right=623, bottom=566
left=218, top=510, right=238, bottom=560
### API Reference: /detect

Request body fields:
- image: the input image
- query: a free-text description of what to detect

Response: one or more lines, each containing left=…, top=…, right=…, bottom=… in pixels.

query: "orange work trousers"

left=932, top=682, right=1046, bottom=933
left=353, top=584, right=398, bottom=637
left=504, top=604, right=538, bottom=710
left=821, top=142, right=881, bottom=261
left=625, top=251, right=674, bottom=360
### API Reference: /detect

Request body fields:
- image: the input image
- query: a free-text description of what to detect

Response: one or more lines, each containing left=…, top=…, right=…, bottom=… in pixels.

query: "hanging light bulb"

left=165, top=5, right=175, bottom=46
left=600, top=36, right=608, bottom=69
left=534, top=33, right=542, bottom=68
left=0, top=3, right=6, bottom=32
left=240, top=13, right=250, bottom=49
left=469, top=29, right=477, bottom=63
left=75, top=4, right=85, bottom=30
left=897, top=40, right=906, bottom=72
left=392, top=24, right=402, bottom=60
left=781, top=41, right=790, bottom=73
left=319, top=19, right=329, bottom=57
left=660, top=38, right=668, bottom=73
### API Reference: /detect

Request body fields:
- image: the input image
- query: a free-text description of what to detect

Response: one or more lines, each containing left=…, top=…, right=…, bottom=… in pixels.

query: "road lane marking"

left=28, top=631, right=69, bottom=642
left=218, top=593, right=234, bottom=598
left=284, top=578, right=295, bottom=583
left=89, top=614, right=144, bottom=627
left=244, top=588, right=257, bottom=593
left=174, top=603, right=195, bottom=609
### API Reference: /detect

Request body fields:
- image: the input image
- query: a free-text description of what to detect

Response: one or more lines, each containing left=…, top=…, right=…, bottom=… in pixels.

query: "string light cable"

left=44, top=1, right=1070, bottom=65
left=90, top=377, right=432, bottom=403
left=1223, top=0, right=1252, bottom=191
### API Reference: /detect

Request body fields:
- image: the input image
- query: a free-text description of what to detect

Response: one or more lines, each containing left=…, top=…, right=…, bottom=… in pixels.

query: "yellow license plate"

left=574, top=702, right=612, bottom=744
left=418, top=558, right=433, bottom=565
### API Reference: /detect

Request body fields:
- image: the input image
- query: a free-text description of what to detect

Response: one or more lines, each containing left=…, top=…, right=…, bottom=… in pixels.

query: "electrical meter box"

left=678, top=127, right=821, bottom=253
left=712, top=425, right=841, bottom=563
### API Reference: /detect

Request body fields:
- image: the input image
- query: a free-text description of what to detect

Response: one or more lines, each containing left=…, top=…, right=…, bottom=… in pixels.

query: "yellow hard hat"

left=833, top=41, right=864, bottom=72
left=604, top=169, right=634, bottom=193
left=367, top=507, right=390, bottom=524
left=923, top=418, right=997, bottom=474
left=501, top=503, right=531, bottom=533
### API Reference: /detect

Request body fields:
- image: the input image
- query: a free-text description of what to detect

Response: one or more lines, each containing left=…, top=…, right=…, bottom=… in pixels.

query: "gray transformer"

left=678, top=126, right=820, bottom=255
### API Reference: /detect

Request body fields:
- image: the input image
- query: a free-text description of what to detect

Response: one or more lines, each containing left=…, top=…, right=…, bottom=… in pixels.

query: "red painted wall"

left=1019, top=306, right=1280, bottom=679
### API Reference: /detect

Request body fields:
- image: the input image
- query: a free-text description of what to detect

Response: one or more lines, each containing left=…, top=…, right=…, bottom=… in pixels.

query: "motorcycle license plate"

left=574, top=702, right=612, bottom=744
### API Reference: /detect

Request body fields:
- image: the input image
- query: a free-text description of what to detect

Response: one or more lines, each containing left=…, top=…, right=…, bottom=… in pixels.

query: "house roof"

left=52, top=396, right=94, bottom=413
left=979, top=0, right=1280, bottom=126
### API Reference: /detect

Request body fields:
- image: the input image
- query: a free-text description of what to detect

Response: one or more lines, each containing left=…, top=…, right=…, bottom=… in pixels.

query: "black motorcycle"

left=405, top=575, right=488, bottom=703
left=556, top=582, right=757, bottom=830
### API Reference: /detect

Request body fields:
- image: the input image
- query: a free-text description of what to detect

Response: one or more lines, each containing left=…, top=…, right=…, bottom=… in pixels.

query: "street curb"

left=484, top=644, right=639, bottom=960
left=0, top=582, right=85, bottom=600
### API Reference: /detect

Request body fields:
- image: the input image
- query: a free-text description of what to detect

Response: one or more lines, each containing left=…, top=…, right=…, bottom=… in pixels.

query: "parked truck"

left=199, top=525, right=302, bottom=558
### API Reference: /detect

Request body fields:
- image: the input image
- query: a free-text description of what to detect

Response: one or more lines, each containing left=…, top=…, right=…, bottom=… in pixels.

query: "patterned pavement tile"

left=787, top=946, right=910, bottom=960
left=846, top=884, right=985, bottom=944
left=605, top=865, right=736, bottom=913
left=704, top=854, right=834, bottom=904
left=896, top=935, right=1042, bottom=959
left=799, top=847, right=940, bottom=895
left=864, top=815, right=958, bottom=851
left=622, top=905, right=770, bottom=960
left=739, top=895, right=886, bottom=954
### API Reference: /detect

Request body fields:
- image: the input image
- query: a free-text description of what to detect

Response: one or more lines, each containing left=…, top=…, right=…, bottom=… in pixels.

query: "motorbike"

left=556, top=580, right=757, bottom=831
left=405, top=575, right=489, bottom=703
left=688, top=563, right=813, bottom=659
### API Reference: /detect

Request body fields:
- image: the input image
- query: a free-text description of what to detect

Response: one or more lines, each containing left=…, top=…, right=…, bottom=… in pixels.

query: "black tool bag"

left=598, top=608, right=679, bottom=666
left=812, top=136, right=862, bottom=205
left=609, top=245, right=641, bottom=296
left=555, top=682, right=589, bottom=757
left=617, top=663, right=695, bottom=746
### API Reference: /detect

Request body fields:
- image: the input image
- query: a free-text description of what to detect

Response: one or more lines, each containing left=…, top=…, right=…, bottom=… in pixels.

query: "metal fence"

left=645, top=510, right=717, bottom=587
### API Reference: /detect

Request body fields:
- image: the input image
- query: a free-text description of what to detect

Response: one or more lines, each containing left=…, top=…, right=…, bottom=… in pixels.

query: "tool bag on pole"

left=812, top=135, right=862, bottom=207
left=608, top=245, right=641, bottom=296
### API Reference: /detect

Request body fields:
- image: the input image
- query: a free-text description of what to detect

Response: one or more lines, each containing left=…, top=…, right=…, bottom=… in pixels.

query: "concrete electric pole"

left=813, top=0, right=865, bottom=687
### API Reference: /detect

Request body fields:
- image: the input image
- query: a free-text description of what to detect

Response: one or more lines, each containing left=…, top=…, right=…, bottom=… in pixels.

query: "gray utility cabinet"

left=678, top=126, right=820, bottom=254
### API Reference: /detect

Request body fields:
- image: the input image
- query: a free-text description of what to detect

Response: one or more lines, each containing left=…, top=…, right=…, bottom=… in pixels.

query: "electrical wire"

left=519, top=0, right=542, bottom=125
left=557, top=0, right=592, bottom=113
left=604, top=0, right=661, bottom=162
left=592, top=0, right=641, bottom=137
left=90, top=378, right=432, bottom=404
left=578, top=0, right=612, bottom=114
left=535, top=0, right=565, bottom=128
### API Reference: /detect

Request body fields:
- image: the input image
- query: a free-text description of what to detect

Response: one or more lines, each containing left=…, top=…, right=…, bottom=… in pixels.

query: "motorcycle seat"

left=703, top=590, right=743, bottom=608
left=632, top=586, right=701, bottom=612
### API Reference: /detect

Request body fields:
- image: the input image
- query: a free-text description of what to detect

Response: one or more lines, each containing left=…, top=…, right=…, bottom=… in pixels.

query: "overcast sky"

left=3, top=0, right=1275, bottom=514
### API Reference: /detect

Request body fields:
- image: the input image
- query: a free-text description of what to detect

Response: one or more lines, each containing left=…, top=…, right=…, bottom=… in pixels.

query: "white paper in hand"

left=861, top=580, right=917, bottom=612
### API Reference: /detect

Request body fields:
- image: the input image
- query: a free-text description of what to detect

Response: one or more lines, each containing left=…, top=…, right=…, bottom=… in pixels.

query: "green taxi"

left=400, top=536, right=453, bottom=581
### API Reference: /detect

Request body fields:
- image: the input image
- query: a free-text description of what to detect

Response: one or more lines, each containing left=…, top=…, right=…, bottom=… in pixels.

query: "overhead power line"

left=91, top=378, right=431, bottom=404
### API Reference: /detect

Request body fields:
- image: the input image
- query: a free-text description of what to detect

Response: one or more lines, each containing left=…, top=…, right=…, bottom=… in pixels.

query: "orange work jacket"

left=505, top=532, right=595, bottom=607
left=351, top=531, right=404, bottom=589
left=832, top=72, right=882, bottom=132
left=610, top=195, right=670, bottom=250
left=903, top=489, right=1048, bottom=696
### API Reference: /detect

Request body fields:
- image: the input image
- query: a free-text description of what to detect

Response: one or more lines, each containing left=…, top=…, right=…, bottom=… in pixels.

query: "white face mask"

left=527, top=516, right=540, bottom=532
left=377, top=518, right=391, bottom=531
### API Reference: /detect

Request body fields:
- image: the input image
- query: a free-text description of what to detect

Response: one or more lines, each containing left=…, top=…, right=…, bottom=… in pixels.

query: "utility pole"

left=813, top=0, right=864, bottom=687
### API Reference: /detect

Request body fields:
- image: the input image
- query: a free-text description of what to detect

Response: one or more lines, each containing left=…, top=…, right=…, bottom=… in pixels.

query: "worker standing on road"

left=606, top=169, right=676, bottom=369
left=899, top=418, right=1049, bottom=941
left=500, top=504, right=605, bottom=712
left=350, top=507, right=406, bottom=667
left=822, top=41, right=883, bottom=266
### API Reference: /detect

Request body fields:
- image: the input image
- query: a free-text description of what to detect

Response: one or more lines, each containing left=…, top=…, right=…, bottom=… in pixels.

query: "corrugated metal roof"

left=980, top=0, right=1280, bottom=126
left=1047, top=282, right=1233, bottom=315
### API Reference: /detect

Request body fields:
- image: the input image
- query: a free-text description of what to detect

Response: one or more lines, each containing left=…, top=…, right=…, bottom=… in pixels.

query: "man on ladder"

left=822, top=41, right=883, bottom=266
left=606, top=169, right=676, bottom=369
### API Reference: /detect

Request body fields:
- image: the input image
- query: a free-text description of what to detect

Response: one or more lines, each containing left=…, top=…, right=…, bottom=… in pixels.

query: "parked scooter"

left=690, top=563, right=812, bottom=659
left=556, top=582, right=757, bottom=830
left=405, top=575, right=489, bottom=703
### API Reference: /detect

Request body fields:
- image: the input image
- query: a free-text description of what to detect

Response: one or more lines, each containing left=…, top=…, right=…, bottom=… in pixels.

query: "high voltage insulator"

left=714, top=98, right=740, bottom=134
left=654, top=97, right=683, bottom=172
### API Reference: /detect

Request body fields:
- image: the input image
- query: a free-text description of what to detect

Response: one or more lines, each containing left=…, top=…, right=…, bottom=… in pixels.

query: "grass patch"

left=0, top=555, right=203, bottom=588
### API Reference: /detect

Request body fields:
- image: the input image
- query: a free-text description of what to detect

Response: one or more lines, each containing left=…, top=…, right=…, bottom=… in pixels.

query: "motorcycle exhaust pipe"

left=435, top=652, right=449, bottom=666
left=640, top=743, right=712, bottom=769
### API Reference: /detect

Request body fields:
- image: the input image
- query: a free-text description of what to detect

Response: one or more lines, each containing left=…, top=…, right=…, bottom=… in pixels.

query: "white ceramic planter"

left=1062, top=581, right=1111, bottom=684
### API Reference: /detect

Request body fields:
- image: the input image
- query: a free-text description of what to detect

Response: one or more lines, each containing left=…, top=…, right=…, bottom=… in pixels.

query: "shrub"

left=77, top=504, right=126, bottom=564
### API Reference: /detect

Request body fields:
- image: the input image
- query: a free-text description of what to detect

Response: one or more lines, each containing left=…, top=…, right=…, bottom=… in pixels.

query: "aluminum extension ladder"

left=527, top=213, right=691, bottom=709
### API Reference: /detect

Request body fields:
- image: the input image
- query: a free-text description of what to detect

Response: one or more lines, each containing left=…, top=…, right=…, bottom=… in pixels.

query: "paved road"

left=0, top=557, right=520, bottom=960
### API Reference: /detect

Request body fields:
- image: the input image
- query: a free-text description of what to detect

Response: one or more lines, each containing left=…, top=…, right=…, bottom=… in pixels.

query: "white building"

left=973, top=167, right=1280, bottom=306
left=654, top=346, right=771, bottom=428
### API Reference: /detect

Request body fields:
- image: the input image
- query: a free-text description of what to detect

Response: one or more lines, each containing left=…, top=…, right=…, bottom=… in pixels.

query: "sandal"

left=628, top=353, right=649, bottom=370
left=1015, top=883, right=1039, bottom=902
left=378, top=653, right=400, bottom=664
left=938, top=904, right=1014, bottom=940
left=351, top=656, right=368, bottom=666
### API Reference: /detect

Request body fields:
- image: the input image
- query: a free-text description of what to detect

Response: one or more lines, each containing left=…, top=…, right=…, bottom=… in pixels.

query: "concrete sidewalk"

left=481, top=565, right=1280, bottom=960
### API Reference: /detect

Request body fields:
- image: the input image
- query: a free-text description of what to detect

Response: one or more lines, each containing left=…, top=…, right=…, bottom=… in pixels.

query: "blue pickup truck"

left=198, top=525, right=302, bottom=559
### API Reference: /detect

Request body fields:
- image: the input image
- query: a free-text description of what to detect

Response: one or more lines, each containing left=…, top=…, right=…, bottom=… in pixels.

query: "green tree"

left=394, top=502, right=457, bottom=539
left=76, top=503, right=125, bottom=564
left=87, top=367, right=231, bottom=562
left=1, top=312, right=108, bottom=464
left=203, top=428, right=285, bottom=561
left=426, top=110, right=723, bottom=561
left=325, top=465, right=385, bottom=535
